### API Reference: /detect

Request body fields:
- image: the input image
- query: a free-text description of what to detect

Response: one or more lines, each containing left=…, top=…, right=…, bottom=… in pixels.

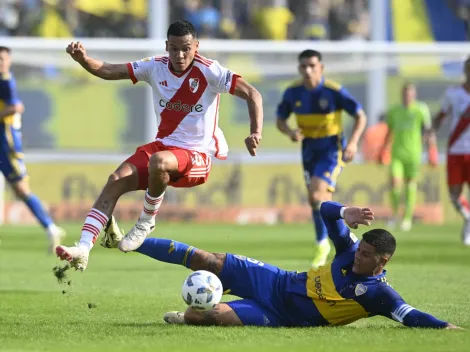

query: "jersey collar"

left=304, top=77, right=324, bottom=92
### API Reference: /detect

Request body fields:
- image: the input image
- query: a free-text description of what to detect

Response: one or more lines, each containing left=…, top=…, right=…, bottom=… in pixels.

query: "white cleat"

left=163, top=311, right=185, bottom=325
left=101, top=216, right=124, bottom=249
left=118, top=219, right=155, bottom=252
left=400, top=220, right=412, bottom=232
left=48, top=227, right=66, bottom=254
left=55, top=244, right=89, bottom=271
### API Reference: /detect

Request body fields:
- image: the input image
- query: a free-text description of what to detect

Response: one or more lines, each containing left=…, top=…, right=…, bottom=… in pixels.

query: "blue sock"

left=313, top=209, right=328, bottom=243
left=24, top=194, right=53, bottom=229
left=135, top=238, right=196, bottom=268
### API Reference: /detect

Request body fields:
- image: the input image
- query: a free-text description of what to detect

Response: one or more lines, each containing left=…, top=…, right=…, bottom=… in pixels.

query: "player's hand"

left=66, top=41, right=87, bottom=63
left=343, top=142, right=358, bottom=163
left=245, top=132, right=262, bottom=156
left=289, top=129, right=303, bottom=142
left=343, top=207, right=374, bottom=229
left=445, top=323, right=464, bottom=330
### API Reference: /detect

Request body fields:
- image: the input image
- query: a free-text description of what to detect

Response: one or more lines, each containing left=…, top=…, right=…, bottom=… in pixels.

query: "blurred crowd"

left=0, top=0, right=369, bottom=40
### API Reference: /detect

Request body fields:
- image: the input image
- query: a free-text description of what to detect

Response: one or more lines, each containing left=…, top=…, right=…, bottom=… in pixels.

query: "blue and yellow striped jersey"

left=0, top=72, right=21, bottom=127
left=276, top=78, right=362, bottom=152
left=284, top=202, right=411, bottom=327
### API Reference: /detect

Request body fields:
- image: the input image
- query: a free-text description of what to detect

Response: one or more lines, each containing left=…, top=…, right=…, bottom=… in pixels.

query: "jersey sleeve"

left=338, top=87, right=362, bottom=116
left=206, top=60, right=240, bottom=94
left=1, top=78, right=21, bottom=105
left=276, top=88, right=293, bottom=120
left=126, top=57, right=156, bottom=85
left=319, top=201, right=359, bottom=254
left=372, top=284, right=448, bottom=328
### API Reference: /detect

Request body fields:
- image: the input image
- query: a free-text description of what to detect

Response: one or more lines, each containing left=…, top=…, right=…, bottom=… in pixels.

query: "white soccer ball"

left=181, top=270, right=223, bottom=311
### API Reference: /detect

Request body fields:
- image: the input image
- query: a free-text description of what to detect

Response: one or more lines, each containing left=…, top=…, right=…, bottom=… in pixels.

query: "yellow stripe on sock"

left=182, top=246, right=194, bottom=267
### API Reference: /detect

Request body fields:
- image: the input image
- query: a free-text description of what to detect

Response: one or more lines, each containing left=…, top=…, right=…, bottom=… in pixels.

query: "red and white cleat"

left=56, top=245, right=89, bottom=271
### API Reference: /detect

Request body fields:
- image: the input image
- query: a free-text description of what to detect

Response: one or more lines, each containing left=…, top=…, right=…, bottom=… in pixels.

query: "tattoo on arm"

left=202, top=304, right=221, bottom=325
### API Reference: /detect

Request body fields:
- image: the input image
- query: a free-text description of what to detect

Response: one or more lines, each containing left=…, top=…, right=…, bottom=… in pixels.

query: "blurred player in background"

left=378, top=83, right=437, bottom=232
left=101, top=201, right=459, bottom=330
left=56, top=20, right=264, bottom=270
left=434, top=56, right=470, bottom=246
left=0, top=46, right=65, bottom=252
left=276, top=49, right=367, bottom=268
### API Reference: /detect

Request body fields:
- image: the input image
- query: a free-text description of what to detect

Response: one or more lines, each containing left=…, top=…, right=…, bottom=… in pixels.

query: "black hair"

left=298, top=49, right=322, bottom=62
left=167, top=20, right=197, bottom=39
left=0, top=46, right=11, bottom=54
left=362, top=228, right=396, bottom=257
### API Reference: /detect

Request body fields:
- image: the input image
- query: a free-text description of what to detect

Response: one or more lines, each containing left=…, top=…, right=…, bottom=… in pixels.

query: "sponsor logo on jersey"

left=189, top=78, right=200, bottom=93
left=159, top=99, right=203, bottom=113
left=225, top=71, right=232, bottom=86
left=319, top=98, right=328, bottom=109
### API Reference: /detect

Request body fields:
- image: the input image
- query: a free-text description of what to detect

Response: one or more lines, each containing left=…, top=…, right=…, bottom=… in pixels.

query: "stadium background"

left=1, top=0, right=470, bottom=225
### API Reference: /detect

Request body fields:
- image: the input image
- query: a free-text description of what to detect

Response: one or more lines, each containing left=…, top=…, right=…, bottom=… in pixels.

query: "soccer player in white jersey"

left=56, top=20, right=264, bottom=270
left=434, top=56, right=470, bottom=246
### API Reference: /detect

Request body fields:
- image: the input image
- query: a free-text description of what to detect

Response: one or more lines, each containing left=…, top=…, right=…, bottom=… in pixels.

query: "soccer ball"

left=181, top=270, right=223, bottom=311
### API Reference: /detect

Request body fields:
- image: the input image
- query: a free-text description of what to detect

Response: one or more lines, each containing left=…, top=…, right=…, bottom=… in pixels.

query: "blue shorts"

left=0, top=123, right=27, bottom=183
left=302, top=147, right=344, bottom=192
left=218, top=254, right=292, bottom=327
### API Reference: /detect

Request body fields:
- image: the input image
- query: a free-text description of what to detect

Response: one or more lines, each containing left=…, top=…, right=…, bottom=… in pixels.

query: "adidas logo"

left=159, top=80, right=168, bottom=87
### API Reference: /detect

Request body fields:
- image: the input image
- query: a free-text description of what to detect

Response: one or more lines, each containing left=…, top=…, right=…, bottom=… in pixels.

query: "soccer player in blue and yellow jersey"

left=102, top=201, right=459, bottom=329
left=0, top=46, right=65, bottom=251
left=276, top=50, right=367, bottom=268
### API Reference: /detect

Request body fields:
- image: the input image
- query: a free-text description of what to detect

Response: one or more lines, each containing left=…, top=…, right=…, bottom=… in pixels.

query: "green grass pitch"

left=1, top=222, right=470, bottom=352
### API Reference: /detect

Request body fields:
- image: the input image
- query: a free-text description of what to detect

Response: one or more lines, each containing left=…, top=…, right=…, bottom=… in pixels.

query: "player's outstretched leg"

left=10, top=178, right=65, bottom=253
left=56, top=162, right=139, bottom=270
left=308, top=177, right=331, bottom=268
left=118, top=151, right=179, bottom=252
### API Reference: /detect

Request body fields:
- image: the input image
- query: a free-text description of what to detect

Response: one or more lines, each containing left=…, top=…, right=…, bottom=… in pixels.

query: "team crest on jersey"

left=355, top=284, right=367, bottom=296
left=189, top=78, right=200, bottom=93
left=319, top=98, right=328, bottom=109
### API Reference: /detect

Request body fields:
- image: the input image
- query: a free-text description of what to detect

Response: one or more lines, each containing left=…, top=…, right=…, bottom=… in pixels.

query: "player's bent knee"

left=148, top=152, right=172, bottom=174
left=11, top=179, right=30, bottom=200
left=309, top=191, right=326, bottom=209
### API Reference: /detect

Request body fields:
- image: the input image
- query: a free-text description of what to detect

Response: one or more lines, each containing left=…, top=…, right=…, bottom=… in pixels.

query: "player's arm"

left=232, top=78, right=263, bottom=156
left=319, top=201, right=373, bottom=253
left=339, top=87, right=367, bottom=162
left=66, top=41, right=129, bottom=80
left=0, top=78, right=24, bottom=121
left=378, top=112, right=393, bottom=165
left=276, top=88, right=302, bottom=142
left=375, top=285, right=459, bottom=329
left=421, top=103, right=438, bottom=166
left=433, top=89, right=451, bottom=131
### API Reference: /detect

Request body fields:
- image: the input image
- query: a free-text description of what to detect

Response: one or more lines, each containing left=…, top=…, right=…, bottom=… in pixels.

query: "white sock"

left=140, top=191, right=164, bottom=223
left=79, top=208, right=109, bottom=252
left=46, top=223, right=60, bottom=238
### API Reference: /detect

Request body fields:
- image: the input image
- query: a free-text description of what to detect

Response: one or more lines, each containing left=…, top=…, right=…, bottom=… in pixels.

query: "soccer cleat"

left=48, top=227, right=66, bottom=254
left=311, top=240, right=331, bottom=269
left=400, top=219, right=412, bottom=232
left=163, top=311, right=186, bottom=325
left=118, top=219, right=155, bottom=252
left=55, top=244, right=89, bottom=271
left=100, top=216, right=124, bottom=248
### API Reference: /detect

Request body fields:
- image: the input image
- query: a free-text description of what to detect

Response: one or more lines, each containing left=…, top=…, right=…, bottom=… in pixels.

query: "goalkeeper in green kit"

left=378, top=83, right=438, bottom=231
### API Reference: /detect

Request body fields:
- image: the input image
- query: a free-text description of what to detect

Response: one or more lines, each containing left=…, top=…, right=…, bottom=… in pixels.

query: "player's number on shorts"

left=234, top=255, right=265, bottom=267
